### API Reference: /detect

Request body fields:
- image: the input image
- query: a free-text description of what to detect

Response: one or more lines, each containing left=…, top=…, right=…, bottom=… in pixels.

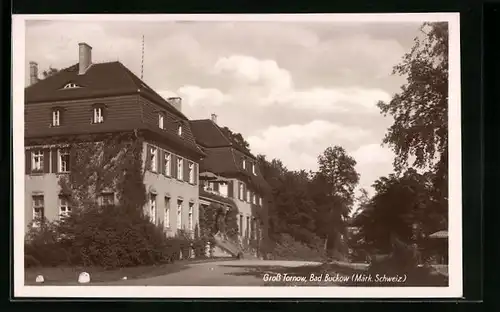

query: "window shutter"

left=214, top=182, right=219, bottom=192
left=25, top=150, right=31, bottom=174
left=243, top=183, right=247, bottom=201
left=171, top=154, right=177, bottom=178
left=60, top=109, right=64, bottom=126
left=228, top=181, right=233, bottom=198
left=43, top=149, right=50, bottom=173
left=183, top=159, right=189, bottom=182
left=157, top=149, right=162, bottom=174
left=146, top=145, right=152, bottom=171
left=51, top=148, right=58, bottom=173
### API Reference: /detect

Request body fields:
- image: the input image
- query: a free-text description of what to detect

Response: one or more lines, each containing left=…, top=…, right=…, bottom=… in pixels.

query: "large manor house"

left=24, top=43, right=269, bottom=245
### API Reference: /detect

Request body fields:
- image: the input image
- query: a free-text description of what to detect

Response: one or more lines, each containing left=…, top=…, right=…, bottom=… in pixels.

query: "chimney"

left=168, top=97, right=182, bottom=112
left=78, top=42, right=92, bottom=75
left=211, top=113, right=218, bottom=124
left=29, top=61, right=39, bottom=85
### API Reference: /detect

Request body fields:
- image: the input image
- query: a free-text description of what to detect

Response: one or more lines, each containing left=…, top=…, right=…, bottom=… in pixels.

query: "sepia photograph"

left=12, top=13, right=461, bottom=298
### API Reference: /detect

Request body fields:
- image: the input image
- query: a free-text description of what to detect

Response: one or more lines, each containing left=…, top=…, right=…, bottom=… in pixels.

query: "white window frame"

left=239, top=183, right=244, bottom=201
left=252, top=163, right=256, bottom=175
left=32, top=150, right=44, bottom=171
left=247, top=190, right=251, bottom=203
left=52, top=109, right=60, bottom=126
left=177, top=158, right=183, bottom=180
left=188, top=202, right=194, bottom=231
left=32, top=195, right=44, bottom=227
left=58, top=148, right=70, bottom=173
left=165, top=196, right=171, bottom=228
left=164, top=152, right=171, bottom=176
left=149, top=193, right=157, bottom=224
left=259, top=196, right=263, bottom=206
left=178, top=125, right=183, bottom=136
left=177, top=200, right=183, bottom=229
left=150, top=146, right=157, bottom=172
left=59, top=196, right=71, bottom=219
left=158, top=114, right=164, bottom=129
left=242, top=159, right=246, bottom=170
left=93, top=107, right=104, bottom=124
left=188, top=162, right=194, bottom=184
left=252, top=194, right=257, bottom=205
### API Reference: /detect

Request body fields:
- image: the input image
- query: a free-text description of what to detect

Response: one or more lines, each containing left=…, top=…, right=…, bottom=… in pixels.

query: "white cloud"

left=247, top=120, right=370, bottom=172
left=212, top=54, right=392, bottom=114
left=177, top=85, right=230, bottom=107
left=213, top=55, right=293, bottom=91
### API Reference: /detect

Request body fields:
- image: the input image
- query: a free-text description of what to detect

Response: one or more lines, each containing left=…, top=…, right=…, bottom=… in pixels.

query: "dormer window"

left=158, top=114, right=164, bottom=129
left=63, top=82, right=80, bottom=89
left=52, top=109, right=61, bottom=127
left=178, top=125, right=183, bottom=136
left=242, top=159, right=246, bottom=170
left=92, top=105, right=105, bottom=124
left=252, top=163, right=256, bottom=175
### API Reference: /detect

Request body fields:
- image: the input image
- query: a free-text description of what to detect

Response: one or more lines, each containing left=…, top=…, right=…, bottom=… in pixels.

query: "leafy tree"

left=221, top=126, right=251, bottom=152
left=353, top=169, right=435, bottom=254
left=377, top=22, right=448, bottom=205
left=42, top=67, right=59, bottom=78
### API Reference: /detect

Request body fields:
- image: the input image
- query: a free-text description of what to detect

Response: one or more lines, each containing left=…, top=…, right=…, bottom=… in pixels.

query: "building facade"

left=24, top=43, right=204, bottom=238
left=190, top=116, right=270, bottom=250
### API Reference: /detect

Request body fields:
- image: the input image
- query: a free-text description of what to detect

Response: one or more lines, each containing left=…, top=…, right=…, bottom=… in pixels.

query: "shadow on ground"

left=221, top=263, right=448, bottom=287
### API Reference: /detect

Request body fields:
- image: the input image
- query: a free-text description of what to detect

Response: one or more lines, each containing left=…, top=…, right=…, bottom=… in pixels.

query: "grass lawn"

left=222, top=262, right=449, bottom=287
left=25, top=257, right=234, bottom=285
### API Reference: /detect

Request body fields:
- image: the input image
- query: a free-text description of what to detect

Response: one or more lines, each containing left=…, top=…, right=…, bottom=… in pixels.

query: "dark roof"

left=190, top=119, right=255, bottom=159
left=25, top=61, right=186, bottom=119
left=189, top=119, right=232, bottom=148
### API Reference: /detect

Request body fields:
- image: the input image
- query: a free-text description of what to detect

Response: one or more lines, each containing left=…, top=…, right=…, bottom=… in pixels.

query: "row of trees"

left=252, top=22, right=449, bottom=261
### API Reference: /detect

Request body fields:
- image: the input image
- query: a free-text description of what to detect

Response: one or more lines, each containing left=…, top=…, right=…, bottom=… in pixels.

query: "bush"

left=24, top=205, right=198, bottom=269
left=271, top=234, right=327, bottom=261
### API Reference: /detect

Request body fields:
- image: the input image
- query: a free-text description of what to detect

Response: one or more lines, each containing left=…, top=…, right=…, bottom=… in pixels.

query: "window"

left=100, top=192, right=114, bottom=206
left=239, top=214, right=243, bottom=235
left=93, top=107, right=104, bottom=124
left=165, top=197, right=171, bottom=228
left=188, top=162, right=195, bottom=184
left=63, top=83, right=79, bottom=89
left=31, top=150, right=44, bottom=172
left=149, top=194, right=157, bottom=224
left=150, top=146, right=157, bottom=172
left=177, top=200, right=183, bottom=229
left=252, top=163, right=256, bottom=175
left=58, top=148, right=70, bottom=173
left=239, top=183, right=244, bottom=201
left=252, top=194, right=257, bottom=205
left=246, top=216, right=250, bottom=236
left=242, top=159, right=246, bottom=170
left=52, top=109, right=60, bottom=127
left=177, top=158, right=183, bottom=180
left=178, top=125, right=183, bottom=136
left=246, top=190, right=251, bottom=203
left=59, top=196, right=71, bottom=219
left=259, top=196, right=263, bottom=206
left=164, top=153, right=171, bottom=176
left=158, top=114, right=164, bottom=129
left=188, top=202, right=194, bottom=231
left=32, top=195, right=44, bottom=227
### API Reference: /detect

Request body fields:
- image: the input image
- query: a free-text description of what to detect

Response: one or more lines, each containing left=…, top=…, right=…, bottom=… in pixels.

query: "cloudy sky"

left=24, top=18, right=423, bottom=200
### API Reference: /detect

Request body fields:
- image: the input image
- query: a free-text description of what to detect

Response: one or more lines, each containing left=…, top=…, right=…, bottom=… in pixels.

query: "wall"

left=229, top=178, right=259, bottom=240
left=24, top=172, right=60, bottom=229
left=142, top=141, right=200, bottom=237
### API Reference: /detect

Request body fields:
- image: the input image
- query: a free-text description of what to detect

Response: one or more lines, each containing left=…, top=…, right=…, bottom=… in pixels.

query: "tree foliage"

left=377, top=22, right=448, bottom=199
left=42, top=67, right=59, bottom=79
left=221, top=126, right=251, bottom=152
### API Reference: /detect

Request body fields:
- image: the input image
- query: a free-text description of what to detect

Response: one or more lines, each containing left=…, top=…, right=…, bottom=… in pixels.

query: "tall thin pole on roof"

left=141, top=35, right=145, bottom=80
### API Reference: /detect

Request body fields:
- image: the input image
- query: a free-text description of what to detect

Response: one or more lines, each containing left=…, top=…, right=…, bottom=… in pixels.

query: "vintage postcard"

left=12, top=13, right=461, bottom=298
